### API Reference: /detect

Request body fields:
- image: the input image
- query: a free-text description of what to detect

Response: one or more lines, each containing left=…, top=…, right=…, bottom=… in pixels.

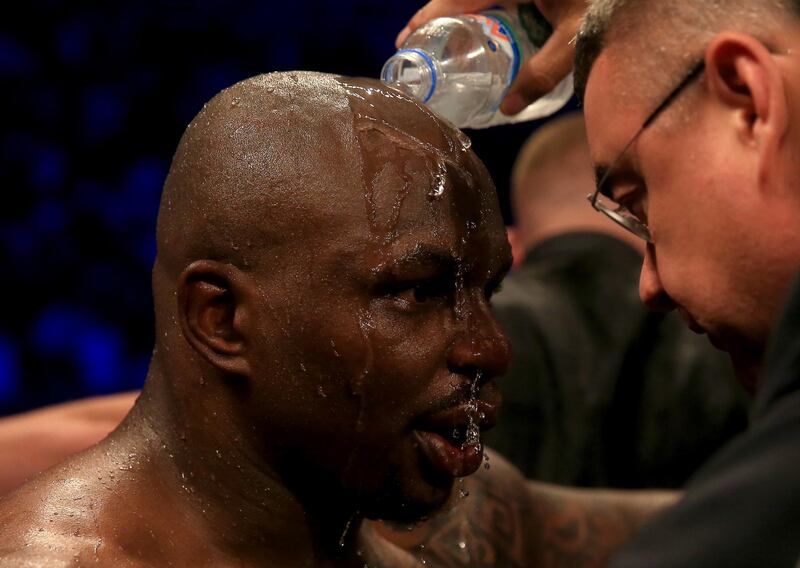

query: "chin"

left=358, top=470, right=454, bottom=523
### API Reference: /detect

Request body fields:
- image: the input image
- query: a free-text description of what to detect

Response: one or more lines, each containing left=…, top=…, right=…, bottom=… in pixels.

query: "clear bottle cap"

left=381, top=48, right=437, bottom=103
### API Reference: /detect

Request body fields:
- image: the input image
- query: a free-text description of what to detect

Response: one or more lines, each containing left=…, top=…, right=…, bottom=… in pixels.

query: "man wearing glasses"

left=574, top=0, right=800, bottom=565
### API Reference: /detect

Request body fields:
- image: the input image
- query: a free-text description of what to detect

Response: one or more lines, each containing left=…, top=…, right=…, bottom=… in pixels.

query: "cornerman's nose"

left=639, top=244, right=676, bottom=312
left=446, top=295, right=511, bottom=381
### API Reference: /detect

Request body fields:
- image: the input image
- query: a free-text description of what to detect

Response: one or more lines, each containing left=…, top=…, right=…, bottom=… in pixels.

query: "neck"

left=120, top=356, right=373, bottom=567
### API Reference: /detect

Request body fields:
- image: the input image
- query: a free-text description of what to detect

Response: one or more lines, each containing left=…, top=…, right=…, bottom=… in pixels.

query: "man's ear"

left=177, top=260, right=253, bottom=377
left=704, top=32, right=788, bottom=182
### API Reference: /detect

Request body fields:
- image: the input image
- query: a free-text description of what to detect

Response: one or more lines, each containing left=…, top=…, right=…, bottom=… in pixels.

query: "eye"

left=398, top=279, right=452, bottom=305
left=613, top=185, right=647, bottom=224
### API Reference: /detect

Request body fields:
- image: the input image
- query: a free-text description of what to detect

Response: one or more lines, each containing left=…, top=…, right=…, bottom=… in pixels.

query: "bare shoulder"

left=0, top=470, right=147, bottom=568
left=0, top=478, right=90, bottom=564
left=0, top=550, right=77, bottom=568
left=0, top=545, right=150, bottom=568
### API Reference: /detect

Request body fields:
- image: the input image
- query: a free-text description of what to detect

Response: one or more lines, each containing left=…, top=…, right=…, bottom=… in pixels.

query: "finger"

left=395, top=0, right=501, bottom=48
left=500, top=17, right=578, bottom=115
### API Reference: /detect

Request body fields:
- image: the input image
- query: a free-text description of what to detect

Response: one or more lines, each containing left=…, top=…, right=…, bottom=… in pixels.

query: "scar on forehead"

left=353, top=115, right=466, bottom=171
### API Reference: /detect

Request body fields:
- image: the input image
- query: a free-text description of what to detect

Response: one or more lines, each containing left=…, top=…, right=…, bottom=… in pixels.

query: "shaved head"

left=155, top=72, right=486, bottom=277
left=155, top=73, right=360, bottom=278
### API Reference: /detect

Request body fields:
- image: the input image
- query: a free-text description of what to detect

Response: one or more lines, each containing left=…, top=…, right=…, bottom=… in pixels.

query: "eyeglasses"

left=587, top=59, right=706, bottom=243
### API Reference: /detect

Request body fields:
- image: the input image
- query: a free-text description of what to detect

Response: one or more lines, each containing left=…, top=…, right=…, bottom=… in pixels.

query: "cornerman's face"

left=245, top=106, right=512, bottom=520
left=583, top=47, right=789, bottom=379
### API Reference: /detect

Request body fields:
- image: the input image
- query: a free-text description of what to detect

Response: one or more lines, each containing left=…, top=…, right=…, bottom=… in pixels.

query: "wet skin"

left=0, top=73, right=511, bottom=568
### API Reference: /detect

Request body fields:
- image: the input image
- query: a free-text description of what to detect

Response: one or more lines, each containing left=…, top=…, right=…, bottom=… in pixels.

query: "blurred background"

left=0, top=0, right=579, bottom=414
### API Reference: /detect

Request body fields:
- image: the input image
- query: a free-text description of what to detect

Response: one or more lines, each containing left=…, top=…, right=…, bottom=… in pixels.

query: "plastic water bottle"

left=381, top=5, right=573, bottom=129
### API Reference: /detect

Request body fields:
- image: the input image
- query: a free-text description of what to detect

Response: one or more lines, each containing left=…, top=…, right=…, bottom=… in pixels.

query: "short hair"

left=574, top=0, right=800, bottom=102
left=511, top=112, right=591, bottom=212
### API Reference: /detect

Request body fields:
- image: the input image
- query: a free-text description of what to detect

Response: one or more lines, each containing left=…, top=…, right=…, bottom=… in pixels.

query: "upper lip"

left=413, top=392, right=500, bottom=436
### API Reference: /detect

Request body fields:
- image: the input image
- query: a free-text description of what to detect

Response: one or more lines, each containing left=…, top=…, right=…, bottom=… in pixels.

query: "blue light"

left=76, top=325, right=124, bottom=393
left=0, top=33, right=37, bottom=77
left=0, top=336, right=20, bottom=402
left=30, top=145, right=66, bottom=194
left=31, top=305, right=88, bottom=355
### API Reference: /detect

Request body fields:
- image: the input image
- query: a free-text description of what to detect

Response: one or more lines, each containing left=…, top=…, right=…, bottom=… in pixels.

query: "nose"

left=639, top=244, right=676, bottom=312
left=446, top=293, right=511, bottom=381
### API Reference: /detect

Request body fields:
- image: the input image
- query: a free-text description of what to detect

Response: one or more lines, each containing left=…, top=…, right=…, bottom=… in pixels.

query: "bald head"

left=155, top=72, right=482, bottom=279
left=155, top=72, right=361, bottom=279
left=511, top=112, right=642, bottom=253
left=575, top=0, right=800, bottom=102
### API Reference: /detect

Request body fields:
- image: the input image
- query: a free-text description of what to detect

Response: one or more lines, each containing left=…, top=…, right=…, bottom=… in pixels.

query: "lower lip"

left=413, top=430, right=483, bottom=479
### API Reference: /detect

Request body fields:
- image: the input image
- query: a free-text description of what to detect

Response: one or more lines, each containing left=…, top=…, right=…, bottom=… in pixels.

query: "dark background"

left=0, top=0, right=578, bottom=414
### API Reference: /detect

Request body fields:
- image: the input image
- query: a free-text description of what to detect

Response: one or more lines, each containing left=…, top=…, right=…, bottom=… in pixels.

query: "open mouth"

left=412, top=399, right=498, bottom=479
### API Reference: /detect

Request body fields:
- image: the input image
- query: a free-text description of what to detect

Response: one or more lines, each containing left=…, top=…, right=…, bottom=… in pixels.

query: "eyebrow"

left=376, top=242, right=511, bottom=285
left=380, top=245, right=460, bottom=276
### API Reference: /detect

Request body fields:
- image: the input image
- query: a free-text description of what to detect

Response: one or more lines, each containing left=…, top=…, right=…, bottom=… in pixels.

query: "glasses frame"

left=587, top=59, right=707, bottom=243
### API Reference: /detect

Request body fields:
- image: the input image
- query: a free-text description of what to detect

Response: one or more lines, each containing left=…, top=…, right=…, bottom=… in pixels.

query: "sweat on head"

left=145, top=71, right=511, bottom=523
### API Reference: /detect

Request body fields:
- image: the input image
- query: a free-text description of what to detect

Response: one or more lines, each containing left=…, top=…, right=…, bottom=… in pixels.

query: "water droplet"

left=428, top=159, right=447, bottom=199
left=462, top=371, right=482, bottom=452
left=455, top=129, right=472, bottom=151
left=458, top=541, right=467, bottom=550
left=339, top=512, right=358, bottom=548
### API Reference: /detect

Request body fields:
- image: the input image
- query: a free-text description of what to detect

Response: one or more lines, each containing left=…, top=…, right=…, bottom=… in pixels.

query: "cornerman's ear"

left=177, top=260, right=253, bottom=377
left=704, top=32, right=788, bottom=180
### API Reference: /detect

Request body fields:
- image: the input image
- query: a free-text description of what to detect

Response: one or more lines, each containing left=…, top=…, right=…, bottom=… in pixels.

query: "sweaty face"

left=583, top=48, right=793, bottom=382
left=243, top=81, right=512, bottom=520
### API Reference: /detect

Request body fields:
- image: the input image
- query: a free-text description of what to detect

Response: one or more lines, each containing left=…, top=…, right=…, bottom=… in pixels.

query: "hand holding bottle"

left=396, top=0, right=587, bottom=116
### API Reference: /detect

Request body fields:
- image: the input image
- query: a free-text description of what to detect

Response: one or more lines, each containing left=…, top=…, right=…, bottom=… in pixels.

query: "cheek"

left=360, top=304, right=456, bottom=416
left=246, top=293, right=373, bottom=434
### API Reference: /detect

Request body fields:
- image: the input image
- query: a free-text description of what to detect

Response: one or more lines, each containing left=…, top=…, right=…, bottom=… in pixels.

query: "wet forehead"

left=306, top=77, right=510, bottom=272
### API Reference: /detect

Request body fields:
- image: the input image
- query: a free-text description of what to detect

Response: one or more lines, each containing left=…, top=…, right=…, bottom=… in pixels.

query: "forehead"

left=583, top=49, right=653, bottom=169
left=282, top=78, right=511, bottom=273
left=358, top=129, right=507, bottom=268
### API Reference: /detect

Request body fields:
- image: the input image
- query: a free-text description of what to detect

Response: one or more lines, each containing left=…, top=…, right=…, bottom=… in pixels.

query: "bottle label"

left=464, top=14, right=522, bottom=92
left=518, top=4, right=553, bottom=48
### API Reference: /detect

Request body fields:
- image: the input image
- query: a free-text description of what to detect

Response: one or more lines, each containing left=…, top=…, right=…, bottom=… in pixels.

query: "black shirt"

left=612, top=272, right=800, bottom=567
left=484, top=232, right=748, bottom=488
